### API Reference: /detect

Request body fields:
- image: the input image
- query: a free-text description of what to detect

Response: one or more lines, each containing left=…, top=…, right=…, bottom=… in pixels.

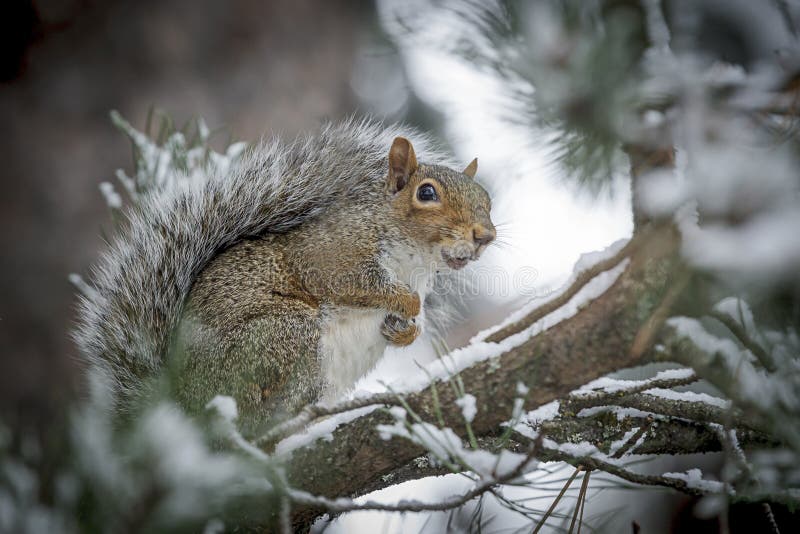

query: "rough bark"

left=533, top=409, right=773, bottom=456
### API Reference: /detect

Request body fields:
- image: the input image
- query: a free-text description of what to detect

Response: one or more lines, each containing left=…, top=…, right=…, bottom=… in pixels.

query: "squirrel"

left=74, top=118, right=495, bottom=436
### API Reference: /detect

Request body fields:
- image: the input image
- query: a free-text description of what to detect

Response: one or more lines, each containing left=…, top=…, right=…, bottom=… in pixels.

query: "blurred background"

left=2, top=1, right=799, bottom=532
left=0, top=0, right=631, bottom=429
left=1, top=0, right=372, bottom=427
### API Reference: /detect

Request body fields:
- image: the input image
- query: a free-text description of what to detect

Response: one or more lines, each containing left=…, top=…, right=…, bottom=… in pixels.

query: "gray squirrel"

left=74, top=118, right=495, bottom=435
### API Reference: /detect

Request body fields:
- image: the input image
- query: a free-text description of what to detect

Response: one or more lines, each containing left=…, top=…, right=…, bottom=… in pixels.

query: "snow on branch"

left=498, top=435, right=800, bottom=507
left=570, top=367, right=697, bottom=397
left=481, top=236, right=636, bottom=343
left=286, top=434, right=542, bottom=515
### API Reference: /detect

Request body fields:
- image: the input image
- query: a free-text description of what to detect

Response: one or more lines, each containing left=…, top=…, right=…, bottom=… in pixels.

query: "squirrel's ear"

left=388, top=137, right=418, bottom=193
left=462, top=158, right=478, bottom=178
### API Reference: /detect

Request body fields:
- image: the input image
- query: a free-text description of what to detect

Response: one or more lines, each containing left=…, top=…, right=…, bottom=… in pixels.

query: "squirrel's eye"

left=417, top=184, right=439, bottom=202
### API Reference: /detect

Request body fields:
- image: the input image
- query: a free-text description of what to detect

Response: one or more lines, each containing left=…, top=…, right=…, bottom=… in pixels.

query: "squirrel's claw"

left=381, top=314, right=420, bottom=347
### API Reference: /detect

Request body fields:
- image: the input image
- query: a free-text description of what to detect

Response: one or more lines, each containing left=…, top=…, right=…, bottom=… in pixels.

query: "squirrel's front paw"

left=391, top=291, right=421, bottom=319
left=381, top=314, right=420, bottom=347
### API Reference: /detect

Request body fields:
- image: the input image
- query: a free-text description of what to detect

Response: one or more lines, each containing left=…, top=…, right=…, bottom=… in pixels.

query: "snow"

left=109, top=111, right=246, bottom=199
left=98, top=182, right=122, bottom=209
left=455, top=394, right=477, bottom=423
left=274, top=405, right=379, bottom=456
left=666, top=317, right=774, bottom=405
left=376, top=419, right=528, bottom=480
left=135, top=405, right=246, bottom=493
left=205, top=395, right=238, bottom=422
left=573, top=368, right=695, bottom=396
left=522, top=401, right=560, bottom=426
left=637, top=168, right=688, bottom=217
left=662, top=469, right=724, bottom=493
left=668, top=318, right=741, bottom=360
left=388, top=406, right=407, bottom=421
left=643, top=388, right=730, bottom=409
left=713, top=297, right=756, bottom=332
left=551, top=439, right=601, bottom=458
left=58, top=399, right=264, bottom=531
left=114, top=169, right=137, bottom=198
left=608, top=426, right=647, bottom=456
left=636, top=42, right=800, bottom=282
left=578, top=406, right=655, bottom=422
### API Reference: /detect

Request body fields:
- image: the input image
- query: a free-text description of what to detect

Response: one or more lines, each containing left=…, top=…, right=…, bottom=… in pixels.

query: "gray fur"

left=73, top=117, right=457, bottom=413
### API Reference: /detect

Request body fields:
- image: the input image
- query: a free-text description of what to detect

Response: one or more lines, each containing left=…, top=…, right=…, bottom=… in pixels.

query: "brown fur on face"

left=387, top=137, right=495, bottom=270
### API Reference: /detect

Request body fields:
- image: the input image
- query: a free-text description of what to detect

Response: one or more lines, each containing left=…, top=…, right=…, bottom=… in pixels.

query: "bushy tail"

left=74, top=116, right=453, bottom=411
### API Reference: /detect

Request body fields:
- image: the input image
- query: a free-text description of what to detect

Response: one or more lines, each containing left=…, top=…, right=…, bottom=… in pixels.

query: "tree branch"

left=532, top=407, right=773, bottom=456
left=286, top=435, right=543, bottom=515
left=533, top=446, right=800, bottom=508
left=483, top=235, right=639, bottom=343
left=708, top=310, right=776, bottom=372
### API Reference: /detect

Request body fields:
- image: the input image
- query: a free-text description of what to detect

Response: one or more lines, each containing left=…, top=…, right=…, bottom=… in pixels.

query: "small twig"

left=578, top=471, right=590, bottom=534
left=717, top=426, right=781, bottom=534
left=709, top=310, right=776, bottom=372
left=562, top=370, right=699, bottom=413
left=569, top=470, right=592, bottom=534
left=763, top=502, right=781, bottom=534
left=414, top=361, right=446, bottom=427
left=255, top=392, right=400, bottom=447
left=612, top=421, right=652, bottom=459
left=528, top=442, right=800, bottom=507
left=532, top=467, right=583, bottom=534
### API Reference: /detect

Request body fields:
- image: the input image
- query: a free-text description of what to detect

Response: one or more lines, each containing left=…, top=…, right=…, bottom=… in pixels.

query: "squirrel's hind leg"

left=176, top=296, right=323, bottom=438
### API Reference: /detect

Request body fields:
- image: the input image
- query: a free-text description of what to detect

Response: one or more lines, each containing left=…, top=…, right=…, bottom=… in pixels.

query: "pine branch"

left=531, top=445, right=800, bottom=508
left=708, top=310, right=776, bottom=372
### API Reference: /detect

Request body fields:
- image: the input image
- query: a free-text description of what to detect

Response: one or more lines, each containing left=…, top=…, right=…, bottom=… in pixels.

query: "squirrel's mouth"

left=441, top=250, right=471, bottom=270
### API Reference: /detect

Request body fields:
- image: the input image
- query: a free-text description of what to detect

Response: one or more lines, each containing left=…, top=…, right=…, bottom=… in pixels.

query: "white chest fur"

left=318, top=244, right=438, bottom=403
left=318, top=306, right=386, bottom=403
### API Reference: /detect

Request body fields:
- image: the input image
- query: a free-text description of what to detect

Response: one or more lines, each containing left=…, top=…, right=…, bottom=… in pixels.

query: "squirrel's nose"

left=472, top=224, right=496, bottom=247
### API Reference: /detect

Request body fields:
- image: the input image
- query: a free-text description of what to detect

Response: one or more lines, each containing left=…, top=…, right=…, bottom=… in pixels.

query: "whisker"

left=488, top=241, right=517, bottom=253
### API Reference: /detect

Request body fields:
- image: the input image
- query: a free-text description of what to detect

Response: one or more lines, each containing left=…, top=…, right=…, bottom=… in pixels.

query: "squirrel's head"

left=387, top=137, right=495, bottom=270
